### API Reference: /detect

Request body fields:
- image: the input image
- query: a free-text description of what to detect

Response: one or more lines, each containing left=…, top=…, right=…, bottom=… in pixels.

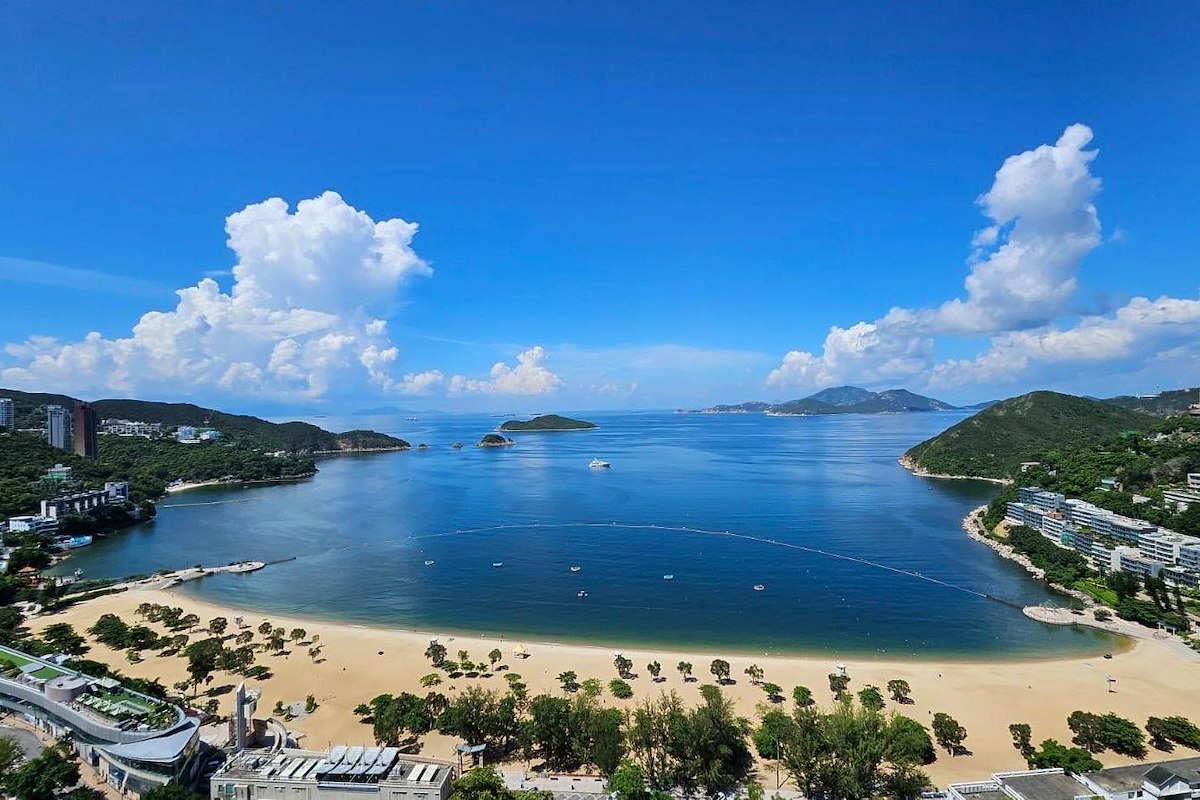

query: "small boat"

left=406, top=417, right=418, bottom=421
left=424, top=560, right=435, bottom=566
left=452, top=442, right=463, bottom=449
left=662, top=574, right=674, bottom=581
left=577, top=590, right=588, bottom=598
left=753, top=584, right=765, bottom=592
left=589, top=458, right=611, bottom=469
left=570, top=565, right=581, bottom=573
left=73, top=568, right=84, bottom=578
left=492, top=562, right=503, bottom=568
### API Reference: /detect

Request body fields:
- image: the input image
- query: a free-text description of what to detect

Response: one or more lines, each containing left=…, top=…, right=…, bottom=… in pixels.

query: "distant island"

left=478, top=433, right=515, bottom=447
left=901, top=390, right=1155, bottom=480
left=681, top=386, right=958, bottom=416
left=498, top=414, right=596, bottom=432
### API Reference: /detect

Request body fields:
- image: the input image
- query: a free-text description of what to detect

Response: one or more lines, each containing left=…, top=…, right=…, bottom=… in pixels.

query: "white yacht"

left=589, top=458, right=611, bottom=469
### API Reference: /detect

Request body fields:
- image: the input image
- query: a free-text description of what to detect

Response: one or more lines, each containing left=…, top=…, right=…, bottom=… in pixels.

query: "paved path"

left=0, top=723, right=45, bottom=758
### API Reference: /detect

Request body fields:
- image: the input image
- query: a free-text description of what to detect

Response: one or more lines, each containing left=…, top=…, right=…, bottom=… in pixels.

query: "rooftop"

left=217, top=747, right=453, bottom=788
left=1000, top=771, right=1089, bottom=800
left=1085, top=757, right=1200, bottom=794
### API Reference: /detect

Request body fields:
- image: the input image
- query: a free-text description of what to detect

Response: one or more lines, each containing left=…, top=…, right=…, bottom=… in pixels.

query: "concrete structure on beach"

left=211, top=747, right=454, bottom=800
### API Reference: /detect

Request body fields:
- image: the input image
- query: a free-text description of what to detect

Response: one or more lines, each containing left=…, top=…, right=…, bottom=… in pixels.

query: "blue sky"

left=2, top=2, right=1199, bottom=411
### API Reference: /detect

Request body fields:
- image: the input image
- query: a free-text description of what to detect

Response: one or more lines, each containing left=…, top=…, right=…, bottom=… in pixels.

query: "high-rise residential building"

left=0, top=398, right=13, bottom=429
left=72, top=401, right=99, bottom=458
left=46, top=405, right=71, bottom=450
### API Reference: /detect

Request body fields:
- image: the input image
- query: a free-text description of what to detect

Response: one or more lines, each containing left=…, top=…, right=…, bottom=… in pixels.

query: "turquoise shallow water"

left=61, top=411, right=1115, bottom=659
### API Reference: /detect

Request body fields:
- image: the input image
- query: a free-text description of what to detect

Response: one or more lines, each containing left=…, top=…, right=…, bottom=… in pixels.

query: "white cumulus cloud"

left=1, top=192, right=431, bottom=400
left=448, top=346, right=562, bottom=396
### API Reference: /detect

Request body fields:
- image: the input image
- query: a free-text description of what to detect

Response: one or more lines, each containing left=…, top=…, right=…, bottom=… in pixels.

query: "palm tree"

left=677, top=661, right=693, bottom=681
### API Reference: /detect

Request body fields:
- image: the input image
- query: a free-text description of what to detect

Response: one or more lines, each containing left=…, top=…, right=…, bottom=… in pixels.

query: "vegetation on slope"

left=903, top=391, right=1155, bottom=479
left=499, top=414, right=597, bottom=431
left=1103, top=387, right=1200, bottom=418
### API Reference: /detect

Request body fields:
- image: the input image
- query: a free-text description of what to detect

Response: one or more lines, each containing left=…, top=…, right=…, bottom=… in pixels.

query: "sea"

left=58, top=411, right=1118, bottom=659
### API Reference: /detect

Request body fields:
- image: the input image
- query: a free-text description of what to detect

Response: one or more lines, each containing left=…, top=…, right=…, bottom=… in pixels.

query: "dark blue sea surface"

left=61, top=411, right=1114, bottom=658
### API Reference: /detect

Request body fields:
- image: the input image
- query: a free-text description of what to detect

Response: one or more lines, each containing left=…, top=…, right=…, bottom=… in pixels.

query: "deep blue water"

left=59, top=411, right=1115, bottom=658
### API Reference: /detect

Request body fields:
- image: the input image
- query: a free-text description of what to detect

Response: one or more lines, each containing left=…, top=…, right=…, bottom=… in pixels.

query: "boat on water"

left=405, top=416, right=418, bottom=421
left=589, top=458, right=611, bottom=469
left=577, top=590, right=588, bottom=598
left=424, top=560, right=435, bottom=566
left=451, top=442, right=463, bottom=449
left=492, top=561, right=504, bottom=568
left=570, top=565, right=581, bottom=573
left=753, top=584, right=765, bottom=592
left=663, top=574, right=674, bottom=580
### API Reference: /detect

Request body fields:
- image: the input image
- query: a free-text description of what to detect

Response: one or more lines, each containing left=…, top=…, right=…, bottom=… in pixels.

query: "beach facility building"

left=948, top=757, right=1200, bottom=800
left=210, top=747, right=454, bottom=800
left=0, top=643, right=202, bottom=795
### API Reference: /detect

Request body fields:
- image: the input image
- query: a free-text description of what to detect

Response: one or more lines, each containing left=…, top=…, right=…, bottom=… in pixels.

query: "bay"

left=61, top=411, right=1114, bottom=658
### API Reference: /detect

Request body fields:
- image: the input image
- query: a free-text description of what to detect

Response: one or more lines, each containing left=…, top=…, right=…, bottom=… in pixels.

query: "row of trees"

left=1009, top=711, right=1200, bottom=773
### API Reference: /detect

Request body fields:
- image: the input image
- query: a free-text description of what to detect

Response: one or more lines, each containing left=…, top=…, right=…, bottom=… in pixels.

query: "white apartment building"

left=0, top=398, right=13, bottom=429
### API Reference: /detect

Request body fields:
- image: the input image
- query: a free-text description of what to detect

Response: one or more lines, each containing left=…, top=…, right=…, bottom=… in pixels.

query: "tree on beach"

left=932, top=712, right=968, bottom=755
left=1009, top=723, right=1034, bottom=759
left=581, top=678, right=603, bottom=698
left=614, top=654, right=633, bottom=678
left=792, top=686, right=814, bottom=707
left=744, top=664, right=764, bottom=684
left=557, top=671, right=579, bottom=692
left=488, top=648, right=502, bottom=671
left=609, top=679, right=633, bottom=699
left=1068, top=711, right=1146, bottom=757
left=827, top=673, right=850, bottom=696
left=290, top=628, right=307, bottom=643
left=236, top=630, right=254, bottom=646
left=42, top=623, right=88, bottom=656
left=858, top=685, right=885, bottom=712
left=258, top=621, right=273, bottom=636
left=646, top=661, right=662, bottom=681
left=184, top=638, right=226, bottom=696
left=420, top=673, right=442, bottom=688
left=676, top=661, right=692, bottom=681
left=887, top=679, right=911, bottom=704
left=1028, top=739, right=1102, bottom=772
left=1145, top=716, right=1200, bottom=751
left=709, top=659, right=731, bottom=684
left=209, top=617, right=228, bottom=636
left=425, top=642, right=447, bottom=666
left=761, top=682, right=783, bottom=703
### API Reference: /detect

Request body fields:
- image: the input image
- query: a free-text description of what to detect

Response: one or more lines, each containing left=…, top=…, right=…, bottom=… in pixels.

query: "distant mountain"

left=1103, top=388, right=1200, bottom=418
left=694, top=402, right=772, bottom=414
left=767, top=386, right=957, bottom=416
left=902, top=391, right=1155, bottom=479
left=0, top=389, right=408, bottom=452
left=499, top=414, right=596, bottom=431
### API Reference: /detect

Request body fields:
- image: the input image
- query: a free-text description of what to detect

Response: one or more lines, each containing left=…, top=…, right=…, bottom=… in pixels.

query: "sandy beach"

left=29, top=587, right=1200, bottom=788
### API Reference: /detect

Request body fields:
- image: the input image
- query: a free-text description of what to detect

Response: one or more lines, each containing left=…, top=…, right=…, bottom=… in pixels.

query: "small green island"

left=498, top=414, right=597, bottom=432
left=477, top=433, right=515, bottom=447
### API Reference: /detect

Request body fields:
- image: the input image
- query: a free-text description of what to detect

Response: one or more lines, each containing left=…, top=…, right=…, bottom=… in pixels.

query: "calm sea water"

left=60, top=411, right=1115, bottom=658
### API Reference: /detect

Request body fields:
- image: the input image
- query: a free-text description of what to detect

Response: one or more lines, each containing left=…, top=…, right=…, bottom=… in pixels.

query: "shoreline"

left=898, top=455, right=1012, bottom=485
left=30, top=587, right=1200, bottom=787
left=164, top=473, right=317, bottom=494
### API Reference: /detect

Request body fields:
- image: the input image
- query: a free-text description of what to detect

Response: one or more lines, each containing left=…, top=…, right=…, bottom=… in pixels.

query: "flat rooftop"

left=217, top=748, right=452, bottom=788
left=1000, top=772, right=1089, bottom=800
left=1085, top=757, right=1200, bottom=793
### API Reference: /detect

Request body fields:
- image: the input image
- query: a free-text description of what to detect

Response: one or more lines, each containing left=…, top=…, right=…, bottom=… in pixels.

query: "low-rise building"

left=210, top=747, right=454, bottom=800
left=45, top=464, right=74, bottom=482
left=1116, top=546, right=1165, bottom=578
left=0, top=643, right=201, bottom=795
left=101, top=419, right=163, bottom=438
left=105, top=481, right=131, bottom=502
left=949, top=758, right=1200, bottom=800
left=6, top=515, right=59, bottom=535
left=41, top=488, right=111, bottom=519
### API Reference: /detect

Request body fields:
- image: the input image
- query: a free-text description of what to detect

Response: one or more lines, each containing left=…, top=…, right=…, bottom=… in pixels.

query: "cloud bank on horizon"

left=3, top=124, right=1198, bottom=407
left=0, top=191, right=561, bottom=402
left=767, top=124, right=1200, bottom=394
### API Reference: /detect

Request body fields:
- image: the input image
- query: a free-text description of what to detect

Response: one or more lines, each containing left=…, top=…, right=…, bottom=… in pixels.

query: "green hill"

left=0, top=389, right=408, bottom=452
left=902, top=391, right=1156, bottom=479
left=498, top=414, right=596, bottom=432
left=1103, top=387, right=1200, bottom=418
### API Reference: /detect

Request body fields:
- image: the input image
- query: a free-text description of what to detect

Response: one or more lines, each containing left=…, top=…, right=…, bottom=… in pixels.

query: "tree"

left=1028, top=739, right=1103, bottom=772
left=614, top=655, right=633, bottom=678
left=762, top=682, right=783, bottom=702
left=827, top=672, right=850, bottom=696
left=420, top=673, right=442, bottom=688
left=557, top=671, right=579, bottom=693
left=744, top=664, right=764, bottom=685
left=1067, top=711, right=1146, bottom=757
left=41, top=623, right=88, bottom=656
left=1145, top=716, right=1200, bottom=751
left=858, top=685, right=885, bottom=712
left=676, top=661, right=692, bottom=681
left=183, top=638, right=226, bottom=696
left=257, top=621, right=273, bottom=636
left=609, top=679, right=633, bottom=699
left=88, top=614, right=131, bottom=648
left=489, top=648, right=502, bottom=671
left=425, top=641, right=447, bottom=666
left=140, top=783, right=198, bottom=800
left=527, top=694, right=576, bottom=768
left=886, top=715, right=936, bottom=766
left=752, top=710, right=797, bottom=759
left=357, top=693, right=435, bottom=746
left=608, top=760, right=656, bottom=800
left=3, top=747, right=79, bottom=800
left=886, top=679, right=911, bottom=704
left=447, top=766, right=552, bottom=800
left=1009, top=723, right=1034, bottom=759
left=709, top=658, right=731, bottom=684
left=235, top=630, right=254, bottom=646
left=0, top=735, right=24, bottom=779
left=580, top=678, right=603, bottom=698
left=209, top=617, right=228, bottom=636
left=290, top=628, right=307, bottom=642
left=932, top=712, right=967, bottom=755
left=646, top=661, right=662, bottom=681
left=792, top=685, right=814, bottom=707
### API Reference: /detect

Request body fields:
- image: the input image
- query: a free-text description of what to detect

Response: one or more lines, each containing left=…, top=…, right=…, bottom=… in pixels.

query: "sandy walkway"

left=30, top=588, right=1200, bottom=788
